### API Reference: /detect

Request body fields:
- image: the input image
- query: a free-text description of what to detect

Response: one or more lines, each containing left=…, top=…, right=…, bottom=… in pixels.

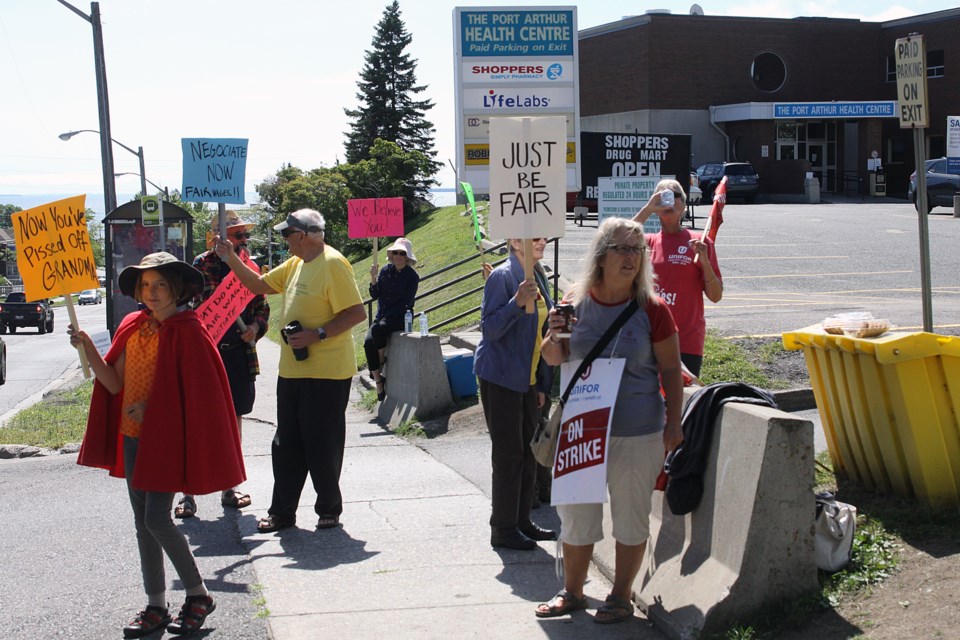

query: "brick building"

left=577, top=8, right=960, bottom=198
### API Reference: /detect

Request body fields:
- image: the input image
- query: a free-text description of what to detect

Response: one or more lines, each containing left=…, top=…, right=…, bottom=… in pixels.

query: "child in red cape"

left=69, top=252, right=244, bottom=638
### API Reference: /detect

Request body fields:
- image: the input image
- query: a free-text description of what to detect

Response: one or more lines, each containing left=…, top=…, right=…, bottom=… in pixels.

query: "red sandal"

left=123, top=605, right=171, bottom=638
left=166, top=595, right=216, bottom=635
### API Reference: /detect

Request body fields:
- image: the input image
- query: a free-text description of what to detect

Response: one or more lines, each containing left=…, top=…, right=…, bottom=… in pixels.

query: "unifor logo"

left=677, top=245, right=688, bottom=254
left=580, top=364, right=592, bottom=380
left=547, top=63, right=563, bottom=80
left=482, top=90, right=551, bottom=108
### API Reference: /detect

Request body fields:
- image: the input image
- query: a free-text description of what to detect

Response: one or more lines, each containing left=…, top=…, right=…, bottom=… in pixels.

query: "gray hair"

left=568, top=217, right=656, bottom=305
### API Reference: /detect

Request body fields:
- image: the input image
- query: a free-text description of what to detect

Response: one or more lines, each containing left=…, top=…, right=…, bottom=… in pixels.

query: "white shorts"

left=557, top=432, right=664, bottom=546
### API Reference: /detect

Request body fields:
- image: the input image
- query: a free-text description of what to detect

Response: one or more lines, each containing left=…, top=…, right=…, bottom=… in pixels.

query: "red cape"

left=77, top=309, right=246, bottom=494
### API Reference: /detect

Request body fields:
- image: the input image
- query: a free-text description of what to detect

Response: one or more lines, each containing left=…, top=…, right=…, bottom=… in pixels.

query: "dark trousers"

left=271, top=377, right=351, bottom=520
left=479, top=378, right=538, bottom=530
left=681, top=352, right=703, bottom=378
left=124, top=437, right=202, bottom=596
left=363, top=315, right=404, bottom=372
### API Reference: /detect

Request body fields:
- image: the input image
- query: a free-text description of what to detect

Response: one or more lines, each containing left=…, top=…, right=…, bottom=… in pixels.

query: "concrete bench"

left=592, top=391, right=817, bottom=638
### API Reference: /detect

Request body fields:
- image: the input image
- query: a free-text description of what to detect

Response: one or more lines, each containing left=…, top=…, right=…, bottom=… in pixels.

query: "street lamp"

left=56, top=1, right=116, bottom=214
left=114, top=172, right=169, bottom=200
left=59, top=129, right=146, bottom=197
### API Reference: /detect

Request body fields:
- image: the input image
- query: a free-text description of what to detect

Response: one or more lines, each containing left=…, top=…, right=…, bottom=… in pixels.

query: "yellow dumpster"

left=782, top=325, right=960, bottom=508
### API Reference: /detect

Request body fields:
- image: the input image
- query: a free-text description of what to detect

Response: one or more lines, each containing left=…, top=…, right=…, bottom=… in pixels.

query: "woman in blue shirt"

left=366, top=237, right=420, bottom=401
left=474, top=237, right=557, bottom=551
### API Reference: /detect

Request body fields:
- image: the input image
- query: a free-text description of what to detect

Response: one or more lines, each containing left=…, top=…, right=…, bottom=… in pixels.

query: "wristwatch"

left=316, top=327, right=327, bottom=341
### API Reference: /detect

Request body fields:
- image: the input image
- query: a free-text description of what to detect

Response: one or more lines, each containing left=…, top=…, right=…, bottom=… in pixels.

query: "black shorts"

left=219, top=342, right=256, bottom=416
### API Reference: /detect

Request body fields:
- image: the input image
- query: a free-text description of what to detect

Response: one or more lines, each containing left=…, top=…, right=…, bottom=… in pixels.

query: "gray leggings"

left=124, top=436, right=203, bottom=597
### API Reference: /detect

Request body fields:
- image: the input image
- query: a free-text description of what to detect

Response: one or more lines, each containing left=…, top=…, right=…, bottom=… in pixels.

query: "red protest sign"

left=195, top=253, right=259, bottom=343
left=347, top=197, right=404, bottom=238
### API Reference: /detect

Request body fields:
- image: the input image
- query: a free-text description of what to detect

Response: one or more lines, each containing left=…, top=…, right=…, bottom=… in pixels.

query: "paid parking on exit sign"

left=895, top=35, right=928, bottom=128
left=141, top=195, right=162, bottom=227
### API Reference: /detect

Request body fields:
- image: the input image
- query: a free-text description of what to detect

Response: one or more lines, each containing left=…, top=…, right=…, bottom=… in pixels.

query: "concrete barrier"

left=591, top=395, right=817, bottom=639
left=378, top=333, right=455, bottom=427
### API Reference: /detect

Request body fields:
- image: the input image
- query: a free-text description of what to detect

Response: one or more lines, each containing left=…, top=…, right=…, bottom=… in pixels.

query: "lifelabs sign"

left=895, top=35, right=928, bottom=128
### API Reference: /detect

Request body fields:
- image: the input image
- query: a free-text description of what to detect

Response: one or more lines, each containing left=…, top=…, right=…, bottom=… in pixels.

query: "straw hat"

left=210, top=209, right=255, bottom=232
left=118, top=252, right=204, bottom=305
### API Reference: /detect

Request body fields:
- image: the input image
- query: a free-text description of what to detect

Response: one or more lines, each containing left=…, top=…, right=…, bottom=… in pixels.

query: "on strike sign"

left=12, top=195, right=99, bottom=300
left=489, top=115, right=566, bottom=240
left=551, top=357, right=625, bottom=506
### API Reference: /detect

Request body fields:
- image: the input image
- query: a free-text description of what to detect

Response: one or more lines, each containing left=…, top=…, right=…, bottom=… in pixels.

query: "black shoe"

left=167, top=595, right=216, bottom=635
left=490, top=527, right=537, bottom=550
left=520, top=522, right=558, bottom=541
left=123, top=605, right=171, bottom=638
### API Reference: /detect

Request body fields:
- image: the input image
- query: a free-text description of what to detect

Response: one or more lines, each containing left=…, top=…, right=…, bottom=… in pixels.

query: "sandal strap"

left=172, top=596, right=215, bottom=631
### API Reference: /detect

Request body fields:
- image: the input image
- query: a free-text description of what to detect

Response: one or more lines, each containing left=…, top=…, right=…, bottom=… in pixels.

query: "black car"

left=696, top=161, right=760, bottom=203
left=908, top=157, right=960, bottom=214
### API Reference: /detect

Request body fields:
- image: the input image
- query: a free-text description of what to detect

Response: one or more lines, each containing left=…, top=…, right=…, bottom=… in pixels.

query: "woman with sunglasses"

left=633, top=178, right=723, bottom=377
left=366, top=237, right=420, bottom=401
left=535, top=218, right=683, bottom=623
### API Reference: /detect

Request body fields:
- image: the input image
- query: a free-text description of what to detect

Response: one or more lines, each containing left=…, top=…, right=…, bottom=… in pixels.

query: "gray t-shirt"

left=567, top=294, right=675, bottom=437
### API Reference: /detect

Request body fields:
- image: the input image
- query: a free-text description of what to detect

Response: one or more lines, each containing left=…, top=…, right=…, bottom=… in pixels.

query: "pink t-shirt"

left=646, top=229, right=721, bottom=356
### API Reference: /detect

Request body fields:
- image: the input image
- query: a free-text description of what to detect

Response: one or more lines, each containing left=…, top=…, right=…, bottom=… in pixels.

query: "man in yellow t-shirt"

left=215, top=209, right=365, bottom=533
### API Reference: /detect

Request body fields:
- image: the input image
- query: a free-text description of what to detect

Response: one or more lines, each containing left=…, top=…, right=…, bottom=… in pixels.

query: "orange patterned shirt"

left=119, top=318, right=161, bottom=438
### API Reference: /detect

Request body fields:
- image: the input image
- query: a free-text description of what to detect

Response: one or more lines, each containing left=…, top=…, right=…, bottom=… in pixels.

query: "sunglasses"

left=607, top=243, right=646, bottom=257
left=229, top=232, right=252, bottom=240
left=389, top=250, right=407, bottom=256
left=280, top=228, right=303, bottom=238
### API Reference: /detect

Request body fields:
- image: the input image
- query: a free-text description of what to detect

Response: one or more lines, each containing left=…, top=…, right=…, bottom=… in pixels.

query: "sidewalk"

left=238, top=337, right=664, bottom=639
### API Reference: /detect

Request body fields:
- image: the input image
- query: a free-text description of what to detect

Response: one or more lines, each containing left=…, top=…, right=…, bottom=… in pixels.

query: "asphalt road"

left=546, top=200, right=960, bottom=338
left=0, top=300, right=107, bottom=420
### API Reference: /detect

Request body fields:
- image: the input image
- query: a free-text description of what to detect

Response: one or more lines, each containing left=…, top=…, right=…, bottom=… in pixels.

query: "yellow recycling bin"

left=782, top=326, right=960, bottom=508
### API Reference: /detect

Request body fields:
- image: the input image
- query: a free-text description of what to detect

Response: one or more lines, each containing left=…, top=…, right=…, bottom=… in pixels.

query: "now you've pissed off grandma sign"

left=12, top=195, right=99, bottom=300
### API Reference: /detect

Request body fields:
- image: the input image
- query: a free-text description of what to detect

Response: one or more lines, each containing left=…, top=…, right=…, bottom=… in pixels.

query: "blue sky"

left=0, top=0, right=953, bottom=209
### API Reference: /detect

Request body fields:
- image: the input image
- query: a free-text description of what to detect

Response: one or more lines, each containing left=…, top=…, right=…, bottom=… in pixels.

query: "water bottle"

left=404, top=309, right=413, bottom=333
left=419, top=312, right=428, bottom=336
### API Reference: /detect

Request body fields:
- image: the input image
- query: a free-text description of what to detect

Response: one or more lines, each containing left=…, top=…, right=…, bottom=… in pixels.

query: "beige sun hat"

left=210, top=209, right=255, bottom=232
left=384, top=237, right=417, bottom=265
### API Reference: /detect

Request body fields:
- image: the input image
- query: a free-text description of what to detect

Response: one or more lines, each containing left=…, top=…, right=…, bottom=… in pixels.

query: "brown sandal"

left=535, top=590, right=588, bottom=618
left=174, top=496, right=196, bottom=519
left=221, top=489, right=252, bottom=508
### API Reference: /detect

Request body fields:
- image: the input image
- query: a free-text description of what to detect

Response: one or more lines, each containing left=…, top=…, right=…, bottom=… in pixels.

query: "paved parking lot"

left=545, top=200, right=960, bottom=338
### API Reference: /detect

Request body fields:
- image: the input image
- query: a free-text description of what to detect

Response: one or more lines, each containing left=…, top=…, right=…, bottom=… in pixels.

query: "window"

left=750, top=52, right=787, bottom=92
left=888, top=50, right=944, bottom=81
left=888, top=136, right=908, bottom=164
left=927, top=50, right=944, bottom=78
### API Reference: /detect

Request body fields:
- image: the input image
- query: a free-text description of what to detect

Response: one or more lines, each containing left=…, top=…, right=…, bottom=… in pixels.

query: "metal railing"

left=363, top=237, right=563, bottom=332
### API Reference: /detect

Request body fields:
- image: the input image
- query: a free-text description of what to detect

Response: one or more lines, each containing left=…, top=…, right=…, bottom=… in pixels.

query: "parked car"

left=908, top=157, right=960, bottom=214
left=696, top=161, right=760, bottom=203
left=78, top=289, right=103, bottom=305
left=689, top=171, right=703, bottom=205
left=0, top=292, right=54, bottom=334
left=0, top=335, right=6, bottom=385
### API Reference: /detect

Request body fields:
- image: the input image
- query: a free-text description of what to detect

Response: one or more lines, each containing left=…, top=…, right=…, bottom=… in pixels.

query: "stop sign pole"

left=895, top=33, right=932, bottom=332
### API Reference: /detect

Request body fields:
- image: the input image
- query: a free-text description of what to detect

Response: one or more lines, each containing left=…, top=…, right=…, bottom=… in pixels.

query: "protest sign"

left=347, top=198, right=404, bottom=238
left=551, top=357, right=625, bottom=506
left=460, top=181, right=481, bottom=246
left=489, top=116, right=566, bottom=240
left=181, top=138, right=248, bottom=204
left=12, top=195, right=99, bottom=299
left=597, top=175, right=674, bottom=234
left=194, top=252, right=259, bottom=343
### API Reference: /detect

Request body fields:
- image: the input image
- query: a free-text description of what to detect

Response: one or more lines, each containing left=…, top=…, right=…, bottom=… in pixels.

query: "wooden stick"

left=373, top=237, right=379, bottom=271
left=523, top=239, right=535, bottom=314
left=65, top=296, right=91, bottom=378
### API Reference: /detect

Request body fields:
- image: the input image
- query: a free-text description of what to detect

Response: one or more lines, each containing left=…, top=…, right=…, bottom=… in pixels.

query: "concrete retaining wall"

left=377, top=333, right=454, bottom=427
left=591, top=395, right=818, bottom=639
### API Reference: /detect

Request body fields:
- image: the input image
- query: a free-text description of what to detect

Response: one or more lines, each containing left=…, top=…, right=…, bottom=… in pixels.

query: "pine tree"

left=344, top=1, right=440, bottom=196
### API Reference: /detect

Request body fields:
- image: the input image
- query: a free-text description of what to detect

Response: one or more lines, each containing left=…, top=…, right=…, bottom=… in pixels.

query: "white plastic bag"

left=815, top=492, right=857, bottom=572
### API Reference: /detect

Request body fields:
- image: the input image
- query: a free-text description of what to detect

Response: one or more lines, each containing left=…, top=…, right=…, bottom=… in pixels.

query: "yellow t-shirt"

left=263, top=247, right=363, bottom=379
left=529, top=294, right=547, bottom=385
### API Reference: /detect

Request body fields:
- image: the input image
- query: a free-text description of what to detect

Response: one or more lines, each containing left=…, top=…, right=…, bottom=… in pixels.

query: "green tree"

left=1, top=203, right=23, bottom=228
left=85, top=209, right=105, bottom=267
left=343, top=0, right=440, bottom=200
